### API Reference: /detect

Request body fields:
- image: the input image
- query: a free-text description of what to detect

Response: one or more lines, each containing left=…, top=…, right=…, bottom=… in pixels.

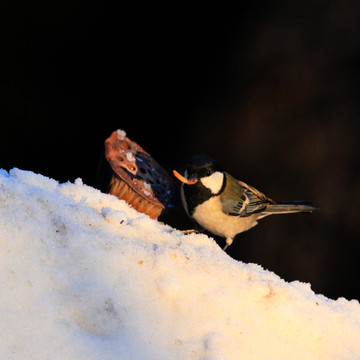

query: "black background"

left=2, top=1, right=360, bottom=301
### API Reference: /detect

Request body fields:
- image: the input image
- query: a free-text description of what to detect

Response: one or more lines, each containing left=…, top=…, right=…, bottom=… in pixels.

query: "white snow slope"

left=0, top=168, right=360, bottom=360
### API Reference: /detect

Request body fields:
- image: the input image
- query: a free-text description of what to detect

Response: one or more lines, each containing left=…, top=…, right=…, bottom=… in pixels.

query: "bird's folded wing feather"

left=220, top=175, right=274, bottom=217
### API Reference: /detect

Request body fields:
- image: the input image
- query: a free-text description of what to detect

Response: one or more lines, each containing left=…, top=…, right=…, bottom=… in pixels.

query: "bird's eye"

left=205, top=169, right=211, bottom=176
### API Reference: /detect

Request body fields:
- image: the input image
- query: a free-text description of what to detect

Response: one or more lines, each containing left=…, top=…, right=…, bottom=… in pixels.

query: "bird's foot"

left=182, top=229, right=200, bottom=234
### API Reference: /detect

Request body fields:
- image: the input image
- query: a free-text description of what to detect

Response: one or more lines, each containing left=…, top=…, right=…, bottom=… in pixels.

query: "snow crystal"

left=125, top=151, right=136, bottom=162
left=116, top=129, right=126, bottom=140
left=0, top=168, right=360, bottom=360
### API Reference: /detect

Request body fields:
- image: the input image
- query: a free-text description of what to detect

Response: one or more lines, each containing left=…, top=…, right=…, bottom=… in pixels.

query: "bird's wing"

left=221, top=175, right=274, bottom=217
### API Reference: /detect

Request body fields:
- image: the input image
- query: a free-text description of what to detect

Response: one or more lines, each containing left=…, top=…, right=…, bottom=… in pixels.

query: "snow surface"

left=0, top=168, right=360, bottom=360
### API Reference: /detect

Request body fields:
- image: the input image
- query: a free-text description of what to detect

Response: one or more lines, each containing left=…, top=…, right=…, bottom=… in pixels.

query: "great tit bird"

left=173, top=156, right=318, bottom=251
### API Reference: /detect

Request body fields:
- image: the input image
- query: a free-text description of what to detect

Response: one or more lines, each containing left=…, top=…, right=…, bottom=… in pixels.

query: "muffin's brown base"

left=108, top=174, right=163, bottom=220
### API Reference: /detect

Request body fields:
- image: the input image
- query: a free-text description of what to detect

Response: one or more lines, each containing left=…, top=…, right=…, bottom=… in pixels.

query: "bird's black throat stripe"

left=184, top=174, right=227, bottom=216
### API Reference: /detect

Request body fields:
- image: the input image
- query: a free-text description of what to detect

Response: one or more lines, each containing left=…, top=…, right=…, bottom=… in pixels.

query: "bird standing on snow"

left=173, top=156, right=318, bottom=251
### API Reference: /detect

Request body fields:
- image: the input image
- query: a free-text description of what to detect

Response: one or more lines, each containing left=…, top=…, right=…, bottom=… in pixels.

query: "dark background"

left=2, top=1, right=360, bottom=300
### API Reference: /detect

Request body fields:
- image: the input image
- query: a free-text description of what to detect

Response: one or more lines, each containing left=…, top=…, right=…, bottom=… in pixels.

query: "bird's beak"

left=173, top=170, right=196, bottom=185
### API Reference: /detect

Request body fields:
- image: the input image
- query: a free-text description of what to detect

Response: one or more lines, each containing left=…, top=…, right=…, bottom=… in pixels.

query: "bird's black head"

left=185, top=156, right=223, bottom=181
left=173, top=156, right=226, bottom=215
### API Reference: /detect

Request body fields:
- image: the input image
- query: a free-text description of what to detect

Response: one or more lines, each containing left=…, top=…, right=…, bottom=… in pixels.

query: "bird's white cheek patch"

left=200, top=171, right=224, bottom=194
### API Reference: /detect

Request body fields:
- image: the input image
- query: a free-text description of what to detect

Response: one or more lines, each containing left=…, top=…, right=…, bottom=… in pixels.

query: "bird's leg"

left=223, top=237, right=233, bottom=251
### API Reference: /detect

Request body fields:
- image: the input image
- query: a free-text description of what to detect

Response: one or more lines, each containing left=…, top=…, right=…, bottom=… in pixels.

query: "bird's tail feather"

left=264, top=201, right=318, bottom=215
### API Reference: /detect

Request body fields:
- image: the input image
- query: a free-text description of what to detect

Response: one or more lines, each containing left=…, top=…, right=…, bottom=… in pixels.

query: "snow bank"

left=0, top=168, right=359, bottom=360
